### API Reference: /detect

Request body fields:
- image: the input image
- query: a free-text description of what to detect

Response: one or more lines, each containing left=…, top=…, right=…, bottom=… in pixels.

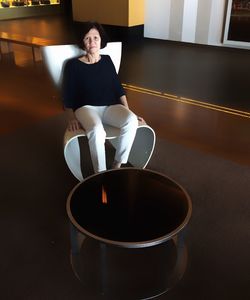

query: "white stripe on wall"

left=195, top=0, right=213, bottom=44
left=181, top=0, right=198, bottom=42
left=169, top=0, right=184, bottom=41
left=144, top=0, right=171, bottom=40
left=208, top=0, right=227, bottom=46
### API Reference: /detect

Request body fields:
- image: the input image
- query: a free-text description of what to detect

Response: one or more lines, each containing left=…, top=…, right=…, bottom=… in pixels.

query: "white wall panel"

left=169, top=0, right=184, bottom=41
left=208, top=0, right=227, bottom=46
left=195, top=0, right=212, bottom=44
left=181, top=0, right=199, bottom=42
left=144, top=0, right=171, bottom=39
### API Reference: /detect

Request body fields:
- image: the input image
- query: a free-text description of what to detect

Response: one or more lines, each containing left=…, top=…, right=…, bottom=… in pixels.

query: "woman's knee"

left=116, top=105, right=138, bottom=127
left=125, top=111, right=138, bottom=129
left=87, top=124, right=106, bottom=141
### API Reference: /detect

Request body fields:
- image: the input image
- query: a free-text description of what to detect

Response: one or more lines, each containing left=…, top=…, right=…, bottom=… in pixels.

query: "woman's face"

left=83, top=28, right=101, bottom=54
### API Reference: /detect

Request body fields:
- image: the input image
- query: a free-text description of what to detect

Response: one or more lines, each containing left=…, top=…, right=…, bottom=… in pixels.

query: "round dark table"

left=67, top=168, right=192, bottom=299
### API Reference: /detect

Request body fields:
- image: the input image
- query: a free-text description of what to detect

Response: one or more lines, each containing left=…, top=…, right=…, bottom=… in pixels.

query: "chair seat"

left=64, top=123, right=156, bottom=181
left=63, top=124, right=121, bottom=144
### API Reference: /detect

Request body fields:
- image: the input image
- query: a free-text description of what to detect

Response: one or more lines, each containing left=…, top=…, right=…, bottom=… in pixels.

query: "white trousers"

left=75, top=104, right=138, bottom=173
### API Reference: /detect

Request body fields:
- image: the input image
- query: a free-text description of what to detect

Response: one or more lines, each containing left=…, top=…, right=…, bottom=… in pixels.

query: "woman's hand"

left=137, top=116, right=146, bottom=125
left=64, top=108, right=81, bottom=131
left=68, top=118, right=81, bottom=131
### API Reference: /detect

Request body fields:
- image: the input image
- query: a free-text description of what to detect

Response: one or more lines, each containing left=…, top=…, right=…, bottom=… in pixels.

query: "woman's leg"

left=75, top=106, right=107, bottom=173
left=103, top=104, right=138, bottom=166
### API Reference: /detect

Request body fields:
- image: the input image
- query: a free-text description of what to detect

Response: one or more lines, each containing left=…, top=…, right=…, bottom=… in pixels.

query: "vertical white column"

left=208, top=0, right=227, bottom=46
left=169, top=0, right=185, bottom=41
left=144, top=0, right=171, bottom=39
left=195, top=0, right=213, bottom=45
left=181, top=0, right=199, bottom=43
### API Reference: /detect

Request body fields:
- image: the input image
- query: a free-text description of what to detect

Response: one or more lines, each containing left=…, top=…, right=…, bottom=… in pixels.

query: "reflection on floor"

left=120, top=38, right=250, bottom=112
left=1, top=15, right=250, bottom=111
left=0, top=15, right=250, bottom=166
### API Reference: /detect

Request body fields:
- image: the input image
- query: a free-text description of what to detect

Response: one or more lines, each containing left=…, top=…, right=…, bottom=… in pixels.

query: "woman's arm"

left=120, top=95, right=129, bottom=109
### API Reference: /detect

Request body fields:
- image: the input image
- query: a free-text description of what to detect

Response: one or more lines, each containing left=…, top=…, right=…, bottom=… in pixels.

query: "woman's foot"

left=112, top=161, right=122, bottom=169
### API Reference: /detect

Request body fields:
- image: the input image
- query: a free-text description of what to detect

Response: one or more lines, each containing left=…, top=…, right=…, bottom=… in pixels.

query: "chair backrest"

left=41, top=42, right=122, bottom=89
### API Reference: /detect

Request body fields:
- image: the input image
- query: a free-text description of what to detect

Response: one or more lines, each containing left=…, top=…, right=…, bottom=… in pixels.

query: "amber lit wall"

left=0, top=2, right=61, bottom=20
left=128, top=0, right=144, bottom=26
left=72, top=0, right=144, bottom=27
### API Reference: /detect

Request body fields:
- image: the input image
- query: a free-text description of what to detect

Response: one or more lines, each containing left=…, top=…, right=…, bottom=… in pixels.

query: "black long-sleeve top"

left=62, top=55, right=125, bottom=111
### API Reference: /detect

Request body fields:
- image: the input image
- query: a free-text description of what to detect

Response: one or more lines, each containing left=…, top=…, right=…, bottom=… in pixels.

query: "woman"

left=62, top=21, right=142, bottom=173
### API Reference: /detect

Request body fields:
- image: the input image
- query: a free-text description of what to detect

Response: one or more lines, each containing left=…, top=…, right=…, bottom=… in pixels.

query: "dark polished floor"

left=121, top=38, right=250, bottom=112
left=1, top=14, right=250, bottom=112
left=1, top=14, right=250, bottom=300
left=0, top=14, right=249, bottom=165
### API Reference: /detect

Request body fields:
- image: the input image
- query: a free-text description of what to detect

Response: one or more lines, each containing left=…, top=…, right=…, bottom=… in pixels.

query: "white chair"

left=42, top=42, right=156, bottom=181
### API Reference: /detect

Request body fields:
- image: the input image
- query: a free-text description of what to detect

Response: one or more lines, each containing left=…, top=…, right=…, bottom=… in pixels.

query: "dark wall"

left=60, top=0, right=72, bottom=18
